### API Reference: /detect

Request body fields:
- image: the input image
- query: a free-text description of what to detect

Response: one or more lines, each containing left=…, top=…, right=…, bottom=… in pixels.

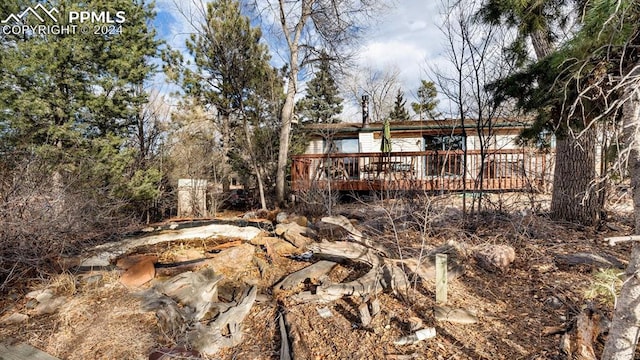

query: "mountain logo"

left=1, top=4, right=59, bottom=24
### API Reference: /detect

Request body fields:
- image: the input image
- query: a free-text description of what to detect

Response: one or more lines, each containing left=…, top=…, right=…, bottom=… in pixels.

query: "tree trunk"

left=275, top=58, right=298, bottom=204
left=530, top=29, right=553, bottom=59
left=602, top=77, right=640, bottom=360
left=243, top=119, right=267, bottom=210
left=221, top=114, right=232, bottom=192
left=550, top=126, right=601, bottom=226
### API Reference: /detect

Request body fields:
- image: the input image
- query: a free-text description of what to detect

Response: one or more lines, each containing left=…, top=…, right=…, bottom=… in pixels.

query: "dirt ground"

left=0, top=192, right=637, bottom=359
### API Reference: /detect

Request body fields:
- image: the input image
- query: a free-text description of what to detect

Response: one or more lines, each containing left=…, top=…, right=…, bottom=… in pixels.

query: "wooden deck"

left=291, top=149, right=553, bottom=193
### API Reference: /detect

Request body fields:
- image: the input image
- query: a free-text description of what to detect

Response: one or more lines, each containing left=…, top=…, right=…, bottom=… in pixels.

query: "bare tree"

left=344, top=65, right=402, bottom=123
left=252, top=0, right=385, bottom=203
left=130, top=87, right=170, bottom=166
left=431, top=0, right=517, bottom=215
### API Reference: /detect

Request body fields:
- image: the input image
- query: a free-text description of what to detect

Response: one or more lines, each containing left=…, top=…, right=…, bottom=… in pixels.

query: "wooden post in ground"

left=435, top=253, right=447, bottom=304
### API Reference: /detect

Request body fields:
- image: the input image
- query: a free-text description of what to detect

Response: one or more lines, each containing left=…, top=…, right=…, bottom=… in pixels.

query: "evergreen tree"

left=411, top=80, right=441, bottom=120
left=296, top=53, right=343, bottom=123
left=479, top=0, right=604, bottom=226
left=164, top=0, right=273, bottom=192
left=0, top=0, right=162, bottom=212
left=388, top=89, right=410, bottom=120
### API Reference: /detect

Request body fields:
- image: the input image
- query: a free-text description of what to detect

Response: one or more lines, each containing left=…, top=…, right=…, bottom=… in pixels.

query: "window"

left=424, top=135, right=464, bottom=151
left=324, top=138, right=359, bottom=153
left=424, top=135, right=464, bottom=176
left=323, top=138, right=359, bottom=179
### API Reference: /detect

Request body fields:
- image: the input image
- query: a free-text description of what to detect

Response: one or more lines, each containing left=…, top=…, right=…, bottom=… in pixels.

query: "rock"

left=208, top=243, right=256, bottom=275
left=25, top=288, right=53, bottom=301
left=434, top=306, right=478, bottom=324
left=116, top=254, right=158, bottom=270
left=1, top=312, right=29, bottom=325
left=243, top=211, right=258, bottom=220
left=25, top=299, right=38, bottom=310
left=33, top=297, right=66, bottom=315
left=276, top=211, right=289, bottom=223
left=79, top=274, right=103, bottom=287
left=321, top=215, right=363, bottom=240
left=474, top=244, right=515, bottom=272
left=251, top=236, right=299, bottom=256
left=120, top=257, right=156, bottom=288
left=275, top=223, right=316, bottom=248
left=544, top=296, right=563, bottom=310
left=275, top=212, right=308, bottom=227
left=294, top=216, right=309, bottom=227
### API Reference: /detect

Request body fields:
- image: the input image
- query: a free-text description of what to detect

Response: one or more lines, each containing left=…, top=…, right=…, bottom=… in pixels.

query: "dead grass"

left=0, top=192, right=636, bottom=359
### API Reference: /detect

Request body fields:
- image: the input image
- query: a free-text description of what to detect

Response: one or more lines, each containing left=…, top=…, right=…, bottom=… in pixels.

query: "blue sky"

left=150, top=0, right=447, bottom=119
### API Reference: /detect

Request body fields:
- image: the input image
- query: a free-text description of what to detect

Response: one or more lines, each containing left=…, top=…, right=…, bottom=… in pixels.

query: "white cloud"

left=150, top=0, right=456, bottom=118
left=352, top=0, right=449, bottom=116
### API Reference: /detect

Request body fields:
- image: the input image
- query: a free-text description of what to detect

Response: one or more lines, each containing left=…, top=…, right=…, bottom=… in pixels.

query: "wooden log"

left=383, top=264, right=411, bottom=300
left=81, top=223, right=262, bottom=267
left=370, top=298, right=381, bottom=317
left=359, top=302, right=372, bottom=326
left=434, top=306, right=478, bottom=324
left=320, top=215, right=390, bottom=255
left=278, top=311, right=292, bottom=360
left=315, top=266, right=385, bottom=302
left=559, top=308, right=600, bottom=360
left=283, top=311, right=314, bottom=360
left=554, top=252, right=625, bottom=269
left=274, top=261, right=337, bottom=292
left=605, top=235, right=640, bottom=246
left=158, top=268, right=222, bottom=320
left=275, top=223, right=316, bottom=248
left=308, top=241, right=381, bottom=266
left=209, top=240, right=243, bottom=251
left=188, top=286, right=258, bottom=355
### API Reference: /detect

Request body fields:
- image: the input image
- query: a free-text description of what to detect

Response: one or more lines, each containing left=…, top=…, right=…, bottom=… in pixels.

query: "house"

left=290, top=118, right=555, bottom=193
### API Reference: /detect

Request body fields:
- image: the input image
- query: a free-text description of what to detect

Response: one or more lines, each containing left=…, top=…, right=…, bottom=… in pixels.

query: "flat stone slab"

left=0, top=338, right=61, bottom=360
left=81, top=224, right=262, bottom=267
left=434, top=306, right=479, bottom=324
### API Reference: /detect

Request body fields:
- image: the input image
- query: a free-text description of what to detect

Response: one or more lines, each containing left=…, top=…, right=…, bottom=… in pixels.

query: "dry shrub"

left=292, top=183, right=340, bottom=218
left=0, top=154, right=136, bottom=293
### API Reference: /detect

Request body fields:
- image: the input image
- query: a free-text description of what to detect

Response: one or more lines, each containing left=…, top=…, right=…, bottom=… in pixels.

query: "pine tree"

left=165, top=0, right=277, bottom=201
left=388, top=89, right=410, bottom=120
left=165, top=0, right=273, bottom=192
left=0, top=0, right=162, bottom=214
left=411, top=80, right=441, bottom=120
left=478, top=0, right=604, bottom=226
left=297, top=53, right=343, bottom=123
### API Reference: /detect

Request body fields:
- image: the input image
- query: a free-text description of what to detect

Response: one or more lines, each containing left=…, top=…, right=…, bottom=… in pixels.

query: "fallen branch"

left=275, top=261, right=337, bottom=292
left=308, top=241, right=381, bottom=266
left=278, top=310, right=292, bottom=360
left=188, top=285, right=258, bottom=355
left=554, top=252, right=625, bottom=269
left=605, top=235, right=640, bottom=246
left=320, top=215, right=389, bottom=255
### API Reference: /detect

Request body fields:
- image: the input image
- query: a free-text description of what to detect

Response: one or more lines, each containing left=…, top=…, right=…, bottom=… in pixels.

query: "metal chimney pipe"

left=362, top=94, right=370, bottom=126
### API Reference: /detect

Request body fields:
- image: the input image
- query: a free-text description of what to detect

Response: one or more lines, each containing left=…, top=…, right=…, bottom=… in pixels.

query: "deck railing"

left=291, top=149, right=554, bottom=192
